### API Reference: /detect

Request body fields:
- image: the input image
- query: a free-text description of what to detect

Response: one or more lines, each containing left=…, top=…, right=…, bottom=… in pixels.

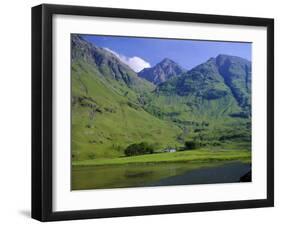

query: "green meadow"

left=73, top=149, right=251, bottom=167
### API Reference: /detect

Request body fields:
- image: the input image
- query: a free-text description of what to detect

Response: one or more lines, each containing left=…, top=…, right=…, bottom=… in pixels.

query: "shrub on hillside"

left=184, top=139, right=199, bottom=150
left=124, top=142, right=154, bottom=156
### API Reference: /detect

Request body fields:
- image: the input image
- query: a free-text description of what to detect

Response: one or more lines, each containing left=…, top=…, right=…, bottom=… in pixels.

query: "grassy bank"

left=72, top=149, right=251, bottom=167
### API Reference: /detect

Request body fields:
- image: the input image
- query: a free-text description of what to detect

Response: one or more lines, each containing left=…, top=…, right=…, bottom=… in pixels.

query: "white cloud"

left=103, top=48, right=151, bottom=72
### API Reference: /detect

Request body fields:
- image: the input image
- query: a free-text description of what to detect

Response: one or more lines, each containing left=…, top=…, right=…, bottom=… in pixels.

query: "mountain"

left=215, top=54, right=251, bottom=111
left=72, top=34, right=154, bottom=94
left=157, top=55, right=251, bottom=116
left=138, top=58, right=186, bottom=85
left=71, top=34, right=251, bottom=161
left=147, top=54, right=251, bottom=147
left=71, top=35, right=181, bottom=160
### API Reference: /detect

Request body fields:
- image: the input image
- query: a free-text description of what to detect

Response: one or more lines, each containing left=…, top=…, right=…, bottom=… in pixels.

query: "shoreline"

left=72, top=149, right=251, bottom=167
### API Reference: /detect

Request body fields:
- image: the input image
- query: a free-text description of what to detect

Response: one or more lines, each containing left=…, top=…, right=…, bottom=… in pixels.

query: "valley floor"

left=72, top=149, right=251, bottom=167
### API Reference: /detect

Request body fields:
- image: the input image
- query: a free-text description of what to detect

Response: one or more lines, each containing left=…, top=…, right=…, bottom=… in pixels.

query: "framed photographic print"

left=32, top=4, right=274, bottom=221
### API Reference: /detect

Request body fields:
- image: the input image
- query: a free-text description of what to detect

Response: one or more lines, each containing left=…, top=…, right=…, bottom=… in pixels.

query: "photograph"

left=71, top=34, right=252, bottom=190
left=30, top=3, right=274, bottom=222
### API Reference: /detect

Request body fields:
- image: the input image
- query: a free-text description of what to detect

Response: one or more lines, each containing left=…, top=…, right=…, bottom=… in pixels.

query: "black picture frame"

left=32, top=3, right=274, bottom=222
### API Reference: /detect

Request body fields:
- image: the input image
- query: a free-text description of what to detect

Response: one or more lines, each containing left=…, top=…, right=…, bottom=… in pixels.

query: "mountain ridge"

left=72, top=34, right=155, bottom=93
left=157, top=54, right=251, bottom=115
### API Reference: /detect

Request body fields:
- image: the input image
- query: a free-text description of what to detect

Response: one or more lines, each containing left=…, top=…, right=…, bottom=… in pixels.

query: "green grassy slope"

left=72, top=60, right=182, bottom=160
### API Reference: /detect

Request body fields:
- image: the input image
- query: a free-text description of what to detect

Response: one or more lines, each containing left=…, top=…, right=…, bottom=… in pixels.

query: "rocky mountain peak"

left=138, top=58, right=185, bottom=85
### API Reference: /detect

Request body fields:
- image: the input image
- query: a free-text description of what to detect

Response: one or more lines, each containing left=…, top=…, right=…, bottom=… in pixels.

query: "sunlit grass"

left=72, top=149, right=251, bottom=167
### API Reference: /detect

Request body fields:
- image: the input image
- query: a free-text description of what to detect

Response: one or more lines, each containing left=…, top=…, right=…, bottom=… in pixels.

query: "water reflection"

left=72, top=161, right=251, bottom=190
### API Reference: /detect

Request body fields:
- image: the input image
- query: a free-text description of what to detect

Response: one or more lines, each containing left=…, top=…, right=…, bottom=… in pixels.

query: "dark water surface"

left=148, top=162, right=251, bottom=186
left=72, top=161, right=251, bottom=190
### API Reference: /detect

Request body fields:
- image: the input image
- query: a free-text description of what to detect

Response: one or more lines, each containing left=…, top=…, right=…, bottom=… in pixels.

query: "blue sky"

left=83, top=34, right=251, bottom=72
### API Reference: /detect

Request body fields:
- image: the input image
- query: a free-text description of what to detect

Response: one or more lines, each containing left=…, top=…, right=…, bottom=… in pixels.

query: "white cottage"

left=163, top=148, right=176, bottom=153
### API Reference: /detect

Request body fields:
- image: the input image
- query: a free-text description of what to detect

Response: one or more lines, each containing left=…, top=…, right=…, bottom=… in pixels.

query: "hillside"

left=71, top=34, right=251, bottom=161
left=71, top=35, right=181, bottom=160
left=149, top=55, right=251, bottom=147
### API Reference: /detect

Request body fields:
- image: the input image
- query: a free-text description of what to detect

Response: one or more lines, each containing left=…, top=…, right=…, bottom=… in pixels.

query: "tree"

left=124, top=142, right=154, bottom=156
left=184, top=139, right=198, bottom=150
